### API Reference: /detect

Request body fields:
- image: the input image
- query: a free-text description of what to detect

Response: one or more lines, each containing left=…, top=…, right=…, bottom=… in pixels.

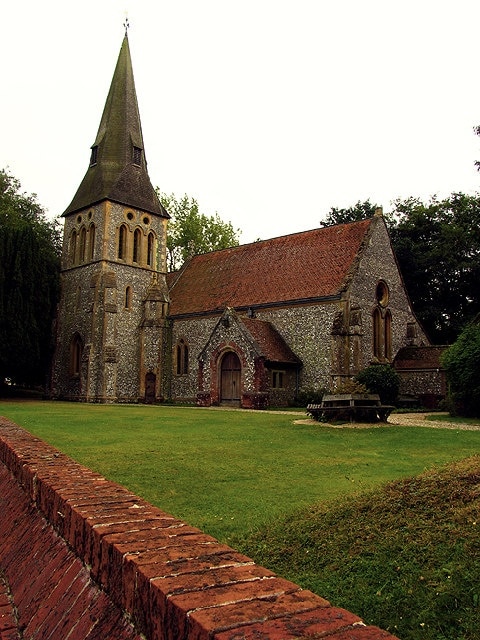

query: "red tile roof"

left=169, top=219, right=373, bottom=316
left=394, top=346, right=447, bottom=370
left=240, top=317, right=301, bottom=364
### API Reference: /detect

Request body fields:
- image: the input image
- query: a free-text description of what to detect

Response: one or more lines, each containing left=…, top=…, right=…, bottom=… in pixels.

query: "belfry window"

left=147, top=232, right=155, bottom=267
left=133, top=228, right=142, bottom=263
left=88, top=223, right=96, bottom=261
left=69, top=230, right=77, bottom=265
left=118, top=224, right=127, bottom=260
left=133, top=146, right=142, bottom=166
left=90, top=145, right=98, bottom=166
left=79, top=227, right=87, bottom=263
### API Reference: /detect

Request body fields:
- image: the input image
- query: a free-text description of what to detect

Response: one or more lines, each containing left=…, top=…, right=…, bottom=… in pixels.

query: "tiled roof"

left=169, top=219, right=373, bottom=316
left=394, top=346, right=447, bottom=370
left=240, top=317, right=301, bottom=364
left=64, top=36, right=167, bottom=218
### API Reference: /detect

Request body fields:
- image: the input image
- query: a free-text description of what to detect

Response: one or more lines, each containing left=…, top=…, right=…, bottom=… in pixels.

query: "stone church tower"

left=51, top=35, right=170, bottom=403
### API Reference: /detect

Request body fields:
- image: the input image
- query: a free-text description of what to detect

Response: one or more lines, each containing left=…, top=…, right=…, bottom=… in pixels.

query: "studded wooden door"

left=220, top=352, right=241, bottom=402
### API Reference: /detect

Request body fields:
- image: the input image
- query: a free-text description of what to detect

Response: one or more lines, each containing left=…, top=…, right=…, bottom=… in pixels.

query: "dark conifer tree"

left=0, top=169, right=60, bottom=389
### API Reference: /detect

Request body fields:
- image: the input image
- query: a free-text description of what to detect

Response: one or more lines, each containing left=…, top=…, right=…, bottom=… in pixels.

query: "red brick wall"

left=0, top=417, right=398, bottom=640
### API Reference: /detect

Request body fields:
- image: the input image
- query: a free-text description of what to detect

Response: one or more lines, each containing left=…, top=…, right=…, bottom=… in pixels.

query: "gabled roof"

left=63, top=36, right=167, bottom=218
left=169, top=218, right=374, bottom=316
left=239, top=317, right=301, bottom=365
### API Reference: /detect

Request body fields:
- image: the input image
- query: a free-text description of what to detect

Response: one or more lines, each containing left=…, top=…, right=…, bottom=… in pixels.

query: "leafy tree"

left=158, top=192, right=240, bottom=271
left=389, top=193, right=480, bottom=344
left=441, top=320, right=480, bottom=417
left=0, top=169, right=61, bottom=389
left=320, top=200, right=378, bottom=227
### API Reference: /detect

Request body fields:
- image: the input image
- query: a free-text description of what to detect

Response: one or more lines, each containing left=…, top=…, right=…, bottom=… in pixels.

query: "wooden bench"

left=308, top=394, right=394, bottom=423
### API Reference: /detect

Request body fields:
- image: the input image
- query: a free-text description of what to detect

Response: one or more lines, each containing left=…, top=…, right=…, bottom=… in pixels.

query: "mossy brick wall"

left=0, top=417, right=399, bottom=640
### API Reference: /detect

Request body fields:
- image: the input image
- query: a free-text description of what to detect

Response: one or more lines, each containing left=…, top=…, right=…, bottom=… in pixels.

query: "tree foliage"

left=389, top=193, right=480, bottom=344
left=0, top=169, right=61, bottom=388
left=158, top=192, right=240, bottom=271
left=320, top=200, right=378, bottom=227
left=441, top=320, right=480, bottom=417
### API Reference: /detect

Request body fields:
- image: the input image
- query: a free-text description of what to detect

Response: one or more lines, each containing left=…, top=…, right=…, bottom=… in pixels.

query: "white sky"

left=2, top=1, right=480, bottom=244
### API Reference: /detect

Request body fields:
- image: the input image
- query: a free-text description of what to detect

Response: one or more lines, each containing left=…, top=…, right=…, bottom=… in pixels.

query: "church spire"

left=63, top=35, right=167, bottom=218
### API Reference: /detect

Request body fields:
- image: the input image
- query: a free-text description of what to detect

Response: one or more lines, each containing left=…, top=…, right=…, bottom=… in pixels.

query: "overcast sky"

left=2, top=1, right=480, bottom=243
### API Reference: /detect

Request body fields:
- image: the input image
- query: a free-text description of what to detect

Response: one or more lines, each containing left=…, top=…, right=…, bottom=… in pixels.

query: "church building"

left=51, top=35, right=430, bottom=407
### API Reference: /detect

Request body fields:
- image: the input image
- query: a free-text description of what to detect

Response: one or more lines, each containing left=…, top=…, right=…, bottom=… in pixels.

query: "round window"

left=126, top=211, right=134, bottom=221
left=376, top=281, right=389, bottom=307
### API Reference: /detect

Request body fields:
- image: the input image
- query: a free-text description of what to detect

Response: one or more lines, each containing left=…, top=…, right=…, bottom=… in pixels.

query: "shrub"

left=441, top=321, right=480, bottom=417
left=292, top=387, right=326, bottom=407
left=355, top=364, right=400, bottom=405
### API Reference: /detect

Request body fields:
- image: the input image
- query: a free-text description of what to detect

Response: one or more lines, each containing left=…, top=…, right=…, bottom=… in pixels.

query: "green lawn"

left=1, top=401, right=479, bottom=544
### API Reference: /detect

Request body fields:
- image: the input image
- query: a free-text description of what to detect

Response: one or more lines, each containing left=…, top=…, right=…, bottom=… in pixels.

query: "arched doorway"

left=220, top=352, right=241, bottom=404
left=145, top=372, right=156, bottom=404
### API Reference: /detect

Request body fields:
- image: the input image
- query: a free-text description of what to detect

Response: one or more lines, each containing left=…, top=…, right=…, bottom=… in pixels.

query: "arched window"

left=133, top=228, right=142, bottom=263
left=384, top=310, right=392, bottom=360
left=118, top=224, right=127, bottom=260
left=125, top=286, right=132, bottom=309
left=69, top=230, right=77, bottom=265
left=70, top=334, right=83, bottom=376
left=88, top=223, right=96, bottom=261
left=372, top=281, right=393, bottom=362
left=147, top=232, right=155, bottom=267
left=79, top=227, right=87, bottom=263
left=176, top=339, right=189, bottom=375
left=373, top=308, right=382, bottom=360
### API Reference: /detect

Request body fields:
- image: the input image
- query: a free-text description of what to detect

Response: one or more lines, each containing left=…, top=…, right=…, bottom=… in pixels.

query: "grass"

left=1, top=401, right=479, bottom=638
left=238, top=456, right=480, bottom=640
left=0, top=400, right=479, bottom=543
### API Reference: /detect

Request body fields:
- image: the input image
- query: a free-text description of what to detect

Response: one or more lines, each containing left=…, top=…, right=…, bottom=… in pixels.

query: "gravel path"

left=295, top=412, right=480, bottom=430
left=387, top=412, right=480, bottom=431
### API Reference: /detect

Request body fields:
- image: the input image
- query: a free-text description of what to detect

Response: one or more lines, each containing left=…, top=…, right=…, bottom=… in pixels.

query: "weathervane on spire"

left=124, top=15, right=130, bottom=36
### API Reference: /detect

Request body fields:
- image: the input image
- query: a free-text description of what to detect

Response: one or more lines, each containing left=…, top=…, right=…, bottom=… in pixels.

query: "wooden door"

left=145, top=372, right=156, bottom=404
left=220, top=352, right=241, bottom=402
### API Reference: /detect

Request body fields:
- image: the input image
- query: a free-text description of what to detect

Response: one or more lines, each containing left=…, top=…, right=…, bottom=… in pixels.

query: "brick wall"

left=0, top=417, right=398, bottom=640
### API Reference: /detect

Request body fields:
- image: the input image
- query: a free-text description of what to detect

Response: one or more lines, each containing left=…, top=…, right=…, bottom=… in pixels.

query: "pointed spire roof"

left=63, top=35, right=168, bottom=218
